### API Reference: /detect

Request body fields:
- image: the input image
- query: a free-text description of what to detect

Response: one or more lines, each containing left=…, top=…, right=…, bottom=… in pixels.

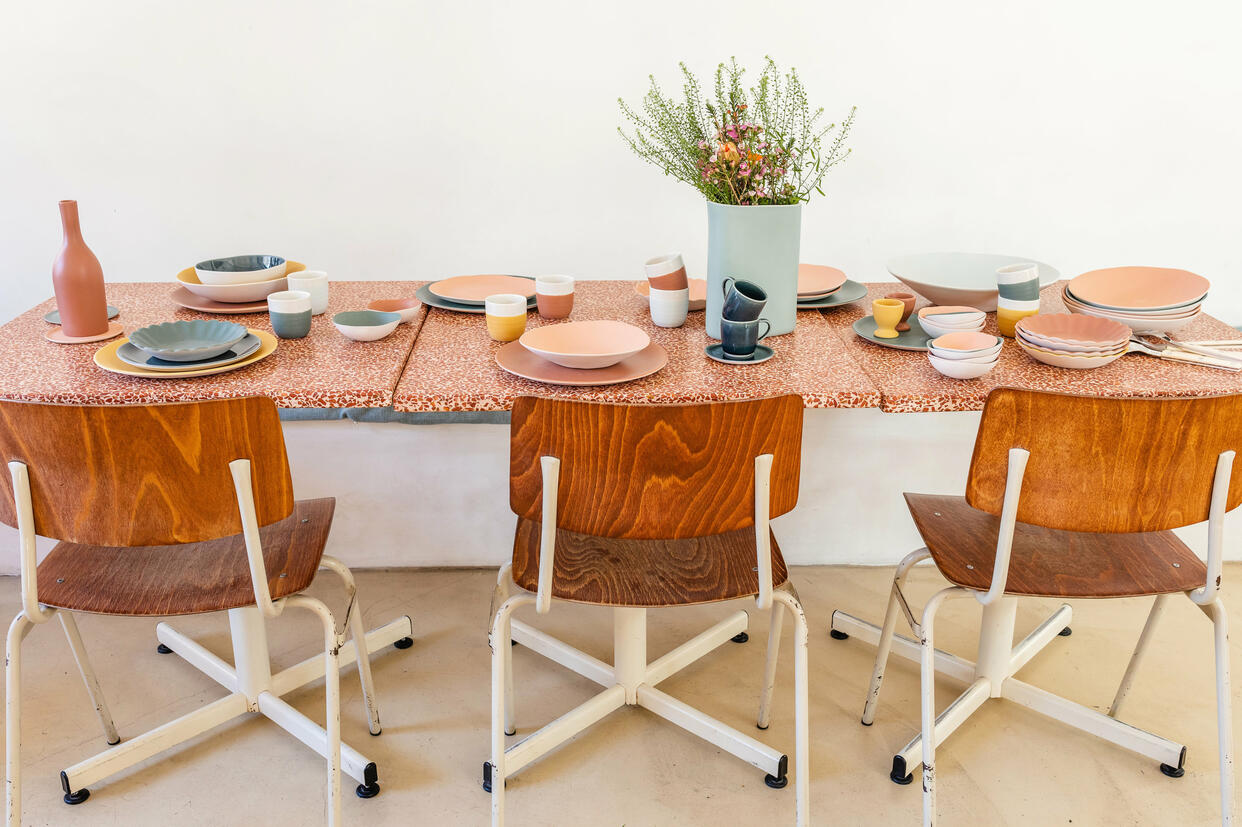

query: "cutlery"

left=1129, top=338, right=1242, bottom=372
left=1155, top=333, right=1242, bottom=364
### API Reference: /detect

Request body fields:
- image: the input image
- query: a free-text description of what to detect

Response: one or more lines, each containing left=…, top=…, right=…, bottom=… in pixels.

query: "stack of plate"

left=1063, top=266, right=1209, bottom=334
left=495, top=319, right=667, bottom=386
left=916, top=306, right=986, bottom=338
left=173, top=256, right=304, bottom=314
left=1014, top=313, right=1131, bottom=370
left=96, top=320, right=278, bottom=378
left=418, top=275, right=537, bottom=313
left=927, top=331, right=1002, bottom=379
left=796, top=264, right=868, bottom=309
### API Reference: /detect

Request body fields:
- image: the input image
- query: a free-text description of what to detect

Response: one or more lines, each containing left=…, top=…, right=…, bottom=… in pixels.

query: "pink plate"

left=496, top=340, right=668, bottom=386
left=1067, top=266, right=1209, bottom=311
left=428, top=275, right=536, bottom=305
left=519, top=319, right=650, bottom=369
left=797, top=264, right=848, bottom=297
left=1016, top=313, right=1131, bottom=347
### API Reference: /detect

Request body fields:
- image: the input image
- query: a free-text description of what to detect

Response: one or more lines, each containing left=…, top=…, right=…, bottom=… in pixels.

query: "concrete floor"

left=1, top=564, right=1237, bottom=826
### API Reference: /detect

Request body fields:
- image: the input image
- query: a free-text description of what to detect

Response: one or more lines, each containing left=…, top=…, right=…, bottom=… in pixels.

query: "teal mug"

left=720, top=317, right=771, bottom=360
left=721, top=278, right=767, bottom=322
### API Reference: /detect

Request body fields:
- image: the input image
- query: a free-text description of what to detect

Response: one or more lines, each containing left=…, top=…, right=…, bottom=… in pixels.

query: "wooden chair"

left=0, top=397, right=414, bottom=826
left=831, top=388, right=1239, bottom=825
left=487, top=395, right=811, bottom=826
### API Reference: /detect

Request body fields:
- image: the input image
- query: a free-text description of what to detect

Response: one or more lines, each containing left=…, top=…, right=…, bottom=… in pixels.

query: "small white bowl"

left=929, top=347, right=1002, bottom=364
left=332, top=310, right=401, bottom=342
left=920, top=316, right=985, bottom=339
left=195, top=255, right=287, bottom=286
left=928, top=352, right=997, bottom=379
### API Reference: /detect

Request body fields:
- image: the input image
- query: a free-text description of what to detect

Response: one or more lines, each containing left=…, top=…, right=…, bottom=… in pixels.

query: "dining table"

left=0, top=277, right=1238, bottom=575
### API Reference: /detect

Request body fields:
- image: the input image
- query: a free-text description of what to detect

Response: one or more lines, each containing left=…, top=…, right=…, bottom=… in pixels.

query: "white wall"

left=2, top=1, right=1240, bottom=324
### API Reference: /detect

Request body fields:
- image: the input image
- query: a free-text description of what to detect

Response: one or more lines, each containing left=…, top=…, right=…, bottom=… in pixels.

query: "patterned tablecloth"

left=0, top=281, right=426, bottom=408
left=391, top=280, right=881, bottom=412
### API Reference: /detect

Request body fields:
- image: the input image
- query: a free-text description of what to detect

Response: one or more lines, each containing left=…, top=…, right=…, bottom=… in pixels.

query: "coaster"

left=44, top=305, right=119, bottom=324
left=705, top=343, right=774, bottom=365
left=45, top=321, right=125, bottom=344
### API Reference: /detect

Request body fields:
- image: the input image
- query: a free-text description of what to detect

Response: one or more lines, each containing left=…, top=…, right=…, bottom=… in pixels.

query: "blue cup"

left=267, top=290, right=313, bottom=339
left=721, top=278, right=767, bottom=322
left=720, top=317, right=771, bottom=360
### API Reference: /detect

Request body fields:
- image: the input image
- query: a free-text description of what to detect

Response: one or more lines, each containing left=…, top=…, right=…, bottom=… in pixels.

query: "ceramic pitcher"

left=705, top=202, right=801, bottom=338
left=52, top=200, right=109, bottom=337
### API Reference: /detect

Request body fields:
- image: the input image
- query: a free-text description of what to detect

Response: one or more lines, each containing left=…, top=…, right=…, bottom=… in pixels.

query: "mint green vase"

left=705, top=202, right=802, bottom=339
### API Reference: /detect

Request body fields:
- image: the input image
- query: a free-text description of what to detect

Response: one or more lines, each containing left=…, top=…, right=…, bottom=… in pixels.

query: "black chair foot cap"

left=393, top=637, right=414, bottom=650
left=482, top=761, right=501, bottom=793
left=830, top=629, right=850, bottom=641
left=106, top=737, right=121, bottom=746
left=510, top=639, right=518, bottom=647
left=356, top=782, right=380, bottom=799
left=369, top=728, right=382, bottom=737
left=860, top=718, right=873, bottom=727
left=1058, top=627, right=1073, bottom=637
left=891, top=755, right=914, bottom=785
left=764, top=755, right=789, bottom=788
left=731, top=632, right=749, bottom=644
left=156, top=643, right=173, bottom=654
left=1161, top=763, right=1185, bottom=778
left=756, top=723, right=769, bottom=731
left=505, top=728, right=516, bottom=736
left=63, top=789, right=90, bottom=805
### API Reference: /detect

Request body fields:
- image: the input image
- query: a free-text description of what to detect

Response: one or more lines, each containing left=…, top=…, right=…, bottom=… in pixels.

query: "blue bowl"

left=127, top=319, right=248, bottom=362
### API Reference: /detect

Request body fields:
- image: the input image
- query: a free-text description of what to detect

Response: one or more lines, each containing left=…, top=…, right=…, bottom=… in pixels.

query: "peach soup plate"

left=518, top=319, right=651, bottom=369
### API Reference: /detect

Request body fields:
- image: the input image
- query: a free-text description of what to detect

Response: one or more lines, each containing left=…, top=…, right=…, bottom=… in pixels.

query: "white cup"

left=266, top=290, right=312, bottom=313
left=649, top=286, right=689, bottom=328
left=287, top=270, right=329, bottom=315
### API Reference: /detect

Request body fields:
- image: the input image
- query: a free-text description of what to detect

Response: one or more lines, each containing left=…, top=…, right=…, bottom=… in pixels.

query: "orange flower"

left=748, top=152, right=763, bottom=163
left=719, top=142, right=741, bottom=163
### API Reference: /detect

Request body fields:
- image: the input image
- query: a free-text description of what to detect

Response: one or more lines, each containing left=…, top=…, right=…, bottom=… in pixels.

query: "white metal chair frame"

left=832, top=447, right=1237, bottom=826
left=4, top=457, right=415, bottom=827
left=487, top=454, right=811, bottom=826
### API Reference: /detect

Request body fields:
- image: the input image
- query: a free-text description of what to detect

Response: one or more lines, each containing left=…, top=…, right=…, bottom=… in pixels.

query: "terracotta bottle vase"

left=52, top=200, right=109, bottom=337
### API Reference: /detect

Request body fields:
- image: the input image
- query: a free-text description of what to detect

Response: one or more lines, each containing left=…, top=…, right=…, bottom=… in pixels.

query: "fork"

left=1129, top=338, right=1242, bottom=371
left=1154, top=333, right=1242, bottom=364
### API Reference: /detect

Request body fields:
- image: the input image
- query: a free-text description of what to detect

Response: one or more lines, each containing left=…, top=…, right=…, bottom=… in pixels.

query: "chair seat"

left=906, top=494, right=1207, bottom=598
left=37, top=498, right=335, bottom=616
left=512, top=518, right=788, bottom=607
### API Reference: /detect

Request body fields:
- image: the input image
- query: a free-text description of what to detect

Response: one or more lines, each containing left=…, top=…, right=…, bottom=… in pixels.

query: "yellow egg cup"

left=872, top=298, right=906, bottom=339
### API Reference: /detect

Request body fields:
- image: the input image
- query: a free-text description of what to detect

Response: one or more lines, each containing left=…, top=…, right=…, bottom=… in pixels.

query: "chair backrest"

left=510, top=395, right=803, bottom=540
left=0, top=397, right=294, bottom=546
left=966, top=388, right=1242, bottom=533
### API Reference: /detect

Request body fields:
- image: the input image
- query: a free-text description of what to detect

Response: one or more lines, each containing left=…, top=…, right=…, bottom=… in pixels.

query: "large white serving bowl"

left=927, top=352, right=997, bottom=379
left=195, top=254, right=287, bottom=286
left=176, top=261, right=302, bottom=302
left=889, top=252, right=1060, bottom=312
left=519, top=319, right=650, bottom=369
left=1016, top=337, right=1125, bottom=369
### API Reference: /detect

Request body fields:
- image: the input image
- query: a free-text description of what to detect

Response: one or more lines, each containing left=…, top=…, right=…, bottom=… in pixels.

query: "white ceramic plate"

left=888, top=252, right=1060, bottom=312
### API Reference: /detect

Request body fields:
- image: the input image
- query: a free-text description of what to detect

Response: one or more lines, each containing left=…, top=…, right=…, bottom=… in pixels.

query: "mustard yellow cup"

left=872, top=298, right=906, bottom=339
left=485, top=293, right=528, bottom=342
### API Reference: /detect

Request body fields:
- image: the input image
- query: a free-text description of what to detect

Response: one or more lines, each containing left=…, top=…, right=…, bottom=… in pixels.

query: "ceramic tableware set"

left=1061, top=266, right=1209, bottom=335
left=644, top=254, right=690, bottom=328
left=927, top=331, right=1003, bottom=379
left=417, top=274, right=537, bottom=314
left=172, top=255, right=304, bottom=314
left=495, top=319, right=668, bottom=386
left=795, top=263, right=867, bottom=310
left=1014, top=313, right=1131, bottom=370
left=93, top=319, right=277, bottom=379
left=706, top=278, right=774, bottom=364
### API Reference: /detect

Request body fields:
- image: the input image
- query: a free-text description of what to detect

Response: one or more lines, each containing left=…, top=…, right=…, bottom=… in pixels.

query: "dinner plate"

left=415, top=283, right=535, bottom=314
left=853, top=315, right=933, bottom=351
left=428, top=274, right=537, bottom=305
left=495, top=340, right=667, bottom=386
left=1067, top=266, right=1209, bottom=311
left=44, top=305, right=119, bottom=325
left=116, top=333, right=262, bottom=372
left=94, top=330, right=277, bottom=378
left=797, top=264, right=848, bottom=297
left=887, top=252, right=1060, bottom=312
left=170, top=286, right=270, bottom=314
left=796, top=280, right=868, bottom=310
left=635, top=278, right=708, bottom=311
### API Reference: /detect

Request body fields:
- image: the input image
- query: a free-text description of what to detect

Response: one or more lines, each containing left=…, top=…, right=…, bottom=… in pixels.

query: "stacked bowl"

left=1015, top=313, right=1131, bottom=369
left=927, top=331, right=1002, bottom=379
left=175, top=255, right=299, bottom=307
left=917, top=306, right=986, bottom=338
left=1062, top=266, right=1208, bottom=334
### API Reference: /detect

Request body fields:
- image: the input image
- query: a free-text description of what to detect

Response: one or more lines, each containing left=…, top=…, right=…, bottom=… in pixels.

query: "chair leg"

left=919, top=587, right=968, bottom=827
left=863, top=548, right=931, bottom=726
left=490, top=593, right=535, bottom=827
left=757, top=598, right=786, bottom=730
left=58, top=613, right=121, bottom=745
left=1109, top=594, right=1169, bottom=719
left=319, top=556, right=381, bottom=735
left=285, top=595, right=342, bottom=827
left=496, top=564, right=516, bottom=736
left=1203, top=598, right=1235, bottom=826
left=771, top=589, right=810, bottom=827
left=6, top=612, right=34, bottom=827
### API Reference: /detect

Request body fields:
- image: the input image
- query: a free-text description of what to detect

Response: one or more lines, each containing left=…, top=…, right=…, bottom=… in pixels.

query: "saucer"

left=44, top=305, right=119, bottom=324
left=705, top=343, right=774, bottom=365
left=45, top=321, right=125, bottom=344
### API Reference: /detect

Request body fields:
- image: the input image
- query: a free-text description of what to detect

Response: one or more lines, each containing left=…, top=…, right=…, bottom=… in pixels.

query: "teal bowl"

left=127, top=319, right=248, bottom=361
left=332, top=310, right=401, bottom=342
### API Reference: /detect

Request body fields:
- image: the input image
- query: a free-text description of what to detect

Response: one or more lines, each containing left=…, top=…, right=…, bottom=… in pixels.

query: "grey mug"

left=721, top=278, right=767, bottom=322
left=720, top=316, right=771, bottom=360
